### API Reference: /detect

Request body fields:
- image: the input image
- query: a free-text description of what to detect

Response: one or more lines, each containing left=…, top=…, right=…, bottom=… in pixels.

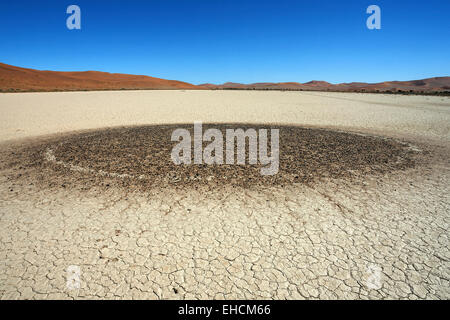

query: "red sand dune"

left=1, top=62, right=449, bottom=93
left=0, top=63, right=202, bottom=92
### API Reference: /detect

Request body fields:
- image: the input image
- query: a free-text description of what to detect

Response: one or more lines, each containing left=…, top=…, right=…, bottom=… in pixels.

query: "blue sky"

left=0, top=0, right=449, bottom=84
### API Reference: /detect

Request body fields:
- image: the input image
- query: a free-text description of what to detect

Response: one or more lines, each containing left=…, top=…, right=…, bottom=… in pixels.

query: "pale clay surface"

left=0, top=90, right=449, bottom=299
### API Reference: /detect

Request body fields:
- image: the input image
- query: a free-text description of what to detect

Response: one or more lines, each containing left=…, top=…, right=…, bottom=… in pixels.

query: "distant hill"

left=1, top=62, right=448, bottom=94
left=201, top=77, right=450, bottom=94
left=0, top=63, right=202, bottom=92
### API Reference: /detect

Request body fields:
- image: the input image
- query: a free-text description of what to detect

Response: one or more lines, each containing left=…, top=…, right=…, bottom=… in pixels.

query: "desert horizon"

left=1, top=62, right=449, bottom=94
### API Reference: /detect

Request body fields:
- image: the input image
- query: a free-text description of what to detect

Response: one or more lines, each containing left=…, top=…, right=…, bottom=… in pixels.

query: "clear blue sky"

left=0, top=0, right=449, bottom=84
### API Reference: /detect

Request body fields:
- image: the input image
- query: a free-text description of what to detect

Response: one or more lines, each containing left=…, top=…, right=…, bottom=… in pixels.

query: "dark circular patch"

left=3, top=124, right=418, bottom=191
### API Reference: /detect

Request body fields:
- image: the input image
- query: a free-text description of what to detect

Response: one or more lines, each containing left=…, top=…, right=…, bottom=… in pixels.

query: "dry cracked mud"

left=1, top=123, right=448, bottom=299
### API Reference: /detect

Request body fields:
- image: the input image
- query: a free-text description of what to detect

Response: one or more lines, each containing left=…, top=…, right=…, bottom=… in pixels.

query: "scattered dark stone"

left=1, top=124, right=419, bottom=193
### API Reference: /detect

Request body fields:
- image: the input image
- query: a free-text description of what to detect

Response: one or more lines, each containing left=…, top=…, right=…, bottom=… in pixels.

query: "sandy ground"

left=0, top=90, right=449, bottom=299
